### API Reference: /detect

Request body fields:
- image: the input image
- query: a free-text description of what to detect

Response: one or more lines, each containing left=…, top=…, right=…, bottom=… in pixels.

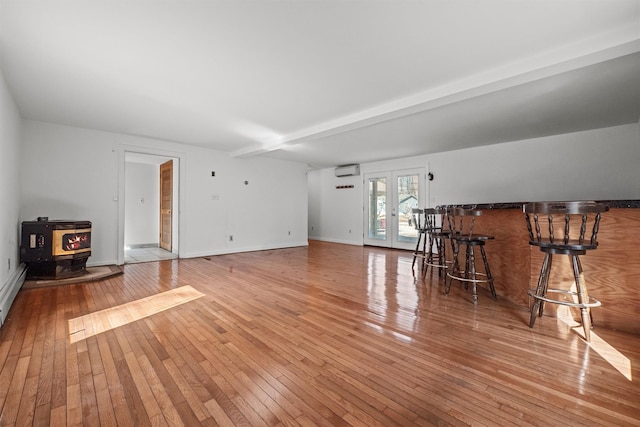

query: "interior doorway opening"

left=123, top=152, right=179, bottom=264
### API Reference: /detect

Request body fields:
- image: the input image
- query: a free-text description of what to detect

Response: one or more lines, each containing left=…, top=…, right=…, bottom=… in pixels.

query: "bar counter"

left=441, top=200, right=640, bottom=335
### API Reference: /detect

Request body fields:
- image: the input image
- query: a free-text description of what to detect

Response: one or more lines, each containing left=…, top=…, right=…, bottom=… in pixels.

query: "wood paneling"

left=471, top=209, right=532, bottom=305
left=1, top=241, right=639, bottom=426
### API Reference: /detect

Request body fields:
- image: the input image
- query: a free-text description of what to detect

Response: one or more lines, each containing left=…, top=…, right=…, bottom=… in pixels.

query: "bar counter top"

left=439, top=199, right=640, bottom=210
left=436, top=200, right=640, bottom=335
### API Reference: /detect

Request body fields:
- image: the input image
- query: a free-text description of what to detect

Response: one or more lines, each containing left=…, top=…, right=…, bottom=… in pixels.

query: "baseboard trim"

left=182, top=241, right=309, bottom=259
left=308, top=237, right=363, bottom=246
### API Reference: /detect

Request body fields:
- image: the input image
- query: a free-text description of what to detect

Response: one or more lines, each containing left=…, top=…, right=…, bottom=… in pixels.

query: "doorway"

left=363, top=168, right=426, bottom=250
left=123, top=153, right=179, bottom=264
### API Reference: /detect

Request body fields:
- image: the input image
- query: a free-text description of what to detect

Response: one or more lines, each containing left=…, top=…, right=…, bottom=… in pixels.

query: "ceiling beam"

left=231, top=40, right=640, bottom=159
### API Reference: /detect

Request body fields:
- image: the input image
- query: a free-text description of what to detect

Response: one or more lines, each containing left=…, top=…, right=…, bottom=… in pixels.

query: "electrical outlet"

left=229, top=235, right=233, bottom=242
left=288, top=231, right=291, bottom=236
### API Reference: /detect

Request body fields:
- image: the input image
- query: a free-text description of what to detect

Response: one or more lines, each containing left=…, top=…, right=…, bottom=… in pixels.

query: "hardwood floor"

left=1, top=240, right=639, bottom=426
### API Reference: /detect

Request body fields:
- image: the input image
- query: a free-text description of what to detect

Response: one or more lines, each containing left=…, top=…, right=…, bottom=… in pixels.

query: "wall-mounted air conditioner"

left=334, top=164, right=360, bottom=177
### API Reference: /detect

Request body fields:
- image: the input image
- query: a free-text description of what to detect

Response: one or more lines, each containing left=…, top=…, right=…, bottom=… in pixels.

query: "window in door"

left=364, top=168, right=426, bottom=250
left=368, top=177, right=387, bottom=240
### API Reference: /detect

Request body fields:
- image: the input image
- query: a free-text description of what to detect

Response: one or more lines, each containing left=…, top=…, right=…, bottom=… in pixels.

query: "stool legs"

left=424, top=232, right=435, bottom=275
left=529, top=253, right=596, bottom=343
left=571, top=255, right=593, bottom=342
left=445, top=242, right=495, bottom=304
left=411, top=231, right=421, bottom=271
left=438, top=236, right=447, bottom=276
left=424, top=233, right=446, bottom=277
left=480, top=246, right=496, bottom=300
left=464, top=246, right=472, bottom=287
left=469, top=246, right=477, bottom=303
left=444, top=240, right=460, bottom=296
left=412, top=231, right=427, bottom=273
left=529, top=253, right=552, bottom=328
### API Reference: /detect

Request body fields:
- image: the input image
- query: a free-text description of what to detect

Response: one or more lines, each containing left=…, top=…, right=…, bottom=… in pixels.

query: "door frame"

left=363, top=167, right=427, bottom=250
left=117, top=146, right=185, bottom=265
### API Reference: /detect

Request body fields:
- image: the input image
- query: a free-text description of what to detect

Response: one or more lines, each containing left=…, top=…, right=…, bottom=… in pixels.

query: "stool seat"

left=523, top=201, right=609, bottom=342
left=456, top=235, right=494, bottom=244
left=529, top=239, right=597, bottom=253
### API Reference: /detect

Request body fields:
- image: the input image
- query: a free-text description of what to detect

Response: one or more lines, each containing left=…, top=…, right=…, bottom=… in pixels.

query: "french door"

left=363, top=168, right=426, bottom=250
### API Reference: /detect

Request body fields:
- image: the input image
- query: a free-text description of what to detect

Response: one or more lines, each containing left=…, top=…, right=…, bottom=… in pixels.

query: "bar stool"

left=411, top=208, right=429, bottom=274
left=523, top=201, right=609, bottom=342
left=423, top=208, right=450, bottom=278
left=445, top=207, right=497, bottom=304
left=411, top=208, right=447, bottom=276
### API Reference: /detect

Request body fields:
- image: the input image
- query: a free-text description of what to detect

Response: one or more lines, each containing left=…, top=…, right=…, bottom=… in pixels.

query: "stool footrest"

left=447, top=271, right=491, bottom=284
left=527, top=288, right=601, bottom=308
left=425, top=260, right=448, bottom=269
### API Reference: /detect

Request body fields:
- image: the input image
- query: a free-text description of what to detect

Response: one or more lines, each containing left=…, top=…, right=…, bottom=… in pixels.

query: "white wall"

left=0, top=67, right=25, bottom=324
left=308, top=155, right=430, bottom=245
left=428, top=123, right=640, bottom=206
left=184, top=153, right=308, bottom=258
left=308, top=169, right=363, bottom=245
left=21, top=122, right=120, bottom=265
left=124, top=162, right=159, bottom=247
left=20, top=120, right=309, bottom=265
left=308, top=123, right=640, bottom=245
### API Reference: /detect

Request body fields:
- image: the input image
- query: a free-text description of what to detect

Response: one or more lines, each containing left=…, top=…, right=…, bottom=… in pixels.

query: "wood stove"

left=20, top=220, right=92, bottom=279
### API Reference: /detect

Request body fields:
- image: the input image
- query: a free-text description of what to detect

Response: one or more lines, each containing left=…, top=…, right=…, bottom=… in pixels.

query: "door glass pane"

left=368, top=178, right=387, bottom=240
left=397, top=174, right=419, bottom=242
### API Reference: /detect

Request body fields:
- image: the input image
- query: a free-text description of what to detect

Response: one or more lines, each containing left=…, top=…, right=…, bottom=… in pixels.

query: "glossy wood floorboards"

left=1, top=240, right=639, bottom=426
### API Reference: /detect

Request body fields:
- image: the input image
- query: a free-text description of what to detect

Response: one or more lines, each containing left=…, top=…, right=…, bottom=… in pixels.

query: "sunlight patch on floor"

left=557, top=306, right=632, bottom=381
left=68, top=285, right=205, bottom=344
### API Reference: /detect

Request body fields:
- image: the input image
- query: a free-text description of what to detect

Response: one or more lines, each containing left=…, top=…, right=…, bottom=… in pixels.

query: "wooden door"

left=159, top=160, right=173, bottom=251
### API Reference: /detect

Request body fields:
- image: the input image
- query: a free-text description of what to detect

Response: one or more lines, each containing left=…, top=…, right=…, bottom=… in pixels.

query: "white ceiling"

left=1, top=0, right=639, bottom=168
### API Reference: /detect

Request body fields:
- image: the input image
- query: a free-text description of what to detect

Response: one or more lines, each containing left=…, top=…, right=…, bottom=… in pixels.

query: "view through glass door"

left=363, top=168, right=426, bottom=250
